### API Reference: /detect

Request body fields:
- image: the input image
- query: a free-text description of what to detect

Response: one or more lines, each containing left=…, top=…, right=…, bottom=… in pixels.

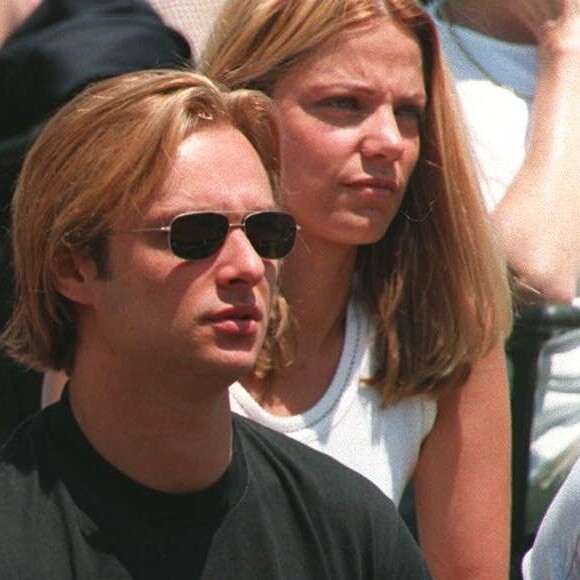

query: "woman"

left=202, top=1, right=513, bottom=578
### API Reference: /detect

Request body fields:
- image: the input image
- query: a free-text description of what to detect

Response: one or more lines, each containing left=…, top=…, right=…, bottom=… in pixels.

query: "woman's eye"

left=395, top=104, right=425, bottom=123
left=319, top=96, right=361, bottom=111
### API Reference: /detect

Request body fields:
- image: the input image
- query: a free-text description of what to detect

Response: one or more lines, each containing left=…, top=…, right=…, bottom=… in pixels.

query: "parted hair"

left=0, top=70, right=286, bottom=373
left=202, top=0, right=513, bottom=404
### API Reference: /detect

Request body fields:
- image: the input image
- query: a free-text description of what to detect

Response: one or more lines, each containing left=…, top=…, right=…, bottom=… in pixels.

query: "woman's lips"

left=345, top=176, right=400, bottom=195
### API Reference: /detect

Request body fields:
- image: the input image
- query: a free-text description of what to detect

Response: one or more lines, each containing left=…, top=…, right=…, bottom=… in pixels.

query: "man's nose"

left=215, top=228, right=267, bottom=288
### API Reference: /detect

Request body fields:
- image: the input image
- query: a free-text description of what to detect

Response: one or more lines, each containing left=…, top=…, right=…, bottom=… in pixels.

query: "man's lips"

left=207, top=305, right=263, bottom=323
left=206, top=305, right=263, bottom=336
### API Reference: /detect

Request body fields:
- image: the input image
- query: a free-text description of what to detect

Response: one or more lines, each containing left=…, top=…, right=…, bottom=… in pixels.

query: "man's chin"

left=209, top=350, right=259, bottom=379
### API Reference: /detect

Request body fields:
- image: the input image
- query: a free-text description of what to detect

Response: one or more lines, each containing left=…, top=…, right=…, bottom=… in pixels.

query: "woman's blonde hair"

left=202, top=0, right=513, bottom=404
left=0, top=70, right=286, bottom=373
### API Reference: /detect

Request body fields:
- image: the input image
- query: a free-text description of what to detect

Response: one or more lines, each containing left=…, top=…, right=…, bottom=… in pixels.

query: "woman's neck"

left=241, top=238, right=358, bottom=416
left=281, top=236, right=356, bottom=336
left=440, top=0, right=537, bottom=45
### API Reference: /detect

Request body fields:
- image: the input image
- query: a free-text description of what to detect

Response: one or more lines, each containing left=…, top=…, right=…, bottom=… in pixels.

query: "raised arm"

left=493, top=0, right=580, bottom=302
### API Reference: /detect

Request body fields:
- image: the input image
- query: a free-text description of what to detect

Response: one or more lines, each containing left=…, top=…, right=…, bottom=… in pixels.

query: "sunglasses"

left=114, top=210, right=298, bottom=260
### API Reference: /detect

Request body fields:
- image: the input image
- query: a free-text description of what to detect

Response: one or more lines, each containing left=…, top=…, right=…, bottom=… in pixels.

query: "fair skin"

left=243, top=17, right=511, bottom=580
left=442, top=0, right=580, bottom=302
left=52, top=126, right=279, bottom=492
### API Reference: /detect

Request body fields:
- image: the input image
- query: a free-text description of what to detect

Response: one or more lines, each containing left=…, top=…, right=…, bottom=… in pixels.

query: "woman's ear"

left=51, top=244, right=98, bottom=306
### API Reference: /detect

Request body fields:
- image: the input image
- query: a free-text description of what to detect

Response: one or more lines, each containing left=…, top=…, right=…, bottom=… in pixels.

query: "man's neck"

left=67, top=364, right=234, bottom=494
left=439, top=0, right=537, bottom=45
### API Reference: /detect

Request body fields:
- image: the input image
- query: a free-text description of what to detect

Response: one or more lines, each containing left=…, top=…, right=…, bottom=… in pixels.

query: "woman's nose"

left=360, top=107, right=405, bottom=161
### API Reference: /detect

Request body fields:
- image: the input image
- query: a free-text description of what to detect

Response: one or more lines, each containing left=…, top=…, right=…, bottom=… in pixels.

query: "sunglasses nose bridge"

left=226, top=222, right=256, bottom=252
left=225, top=222, right=247, bottom=245
left=220, top=224, right=267, bottom=279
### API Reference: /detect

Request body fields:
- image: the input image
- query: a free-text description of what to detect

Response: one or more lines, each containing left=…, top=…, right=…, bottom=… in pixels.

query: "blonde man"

left=0, top=70, right=430, bottom=578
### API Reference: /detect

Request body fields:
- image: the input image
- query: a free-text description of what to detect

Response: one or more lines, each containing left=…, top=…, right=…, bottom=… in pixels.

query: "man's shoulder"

left=233, top=413, right=394, bottom=509
left=233, top=414, right=431, bottom=578
left=0, top=407, right=47, bottom=465
left=0, top=404, right=67, bottom=518
left=0, top=408, right=65, bottom=554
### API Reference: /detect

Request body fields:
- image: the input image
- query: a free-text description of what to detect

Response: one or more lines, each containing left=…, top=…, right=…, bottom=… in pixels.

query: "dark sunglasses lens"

left=246, top=212, right=297, bottom=259
left=170, top=213, right=228, bottom=259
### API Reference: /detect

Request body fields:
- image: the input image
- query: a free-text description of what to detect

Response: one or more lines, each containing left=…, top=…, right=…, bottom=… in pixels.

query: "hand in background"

left=509, top=0, right=580, bottom=50
left=0, top=0, right=43, bottom=47
left=495, top=0, right=580, bottom=302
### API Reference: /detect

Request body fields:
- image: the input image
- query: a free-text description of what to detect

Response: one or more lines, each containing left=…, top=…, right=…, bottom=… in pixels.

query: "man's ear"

left=51, top=244, right=99, bottom=306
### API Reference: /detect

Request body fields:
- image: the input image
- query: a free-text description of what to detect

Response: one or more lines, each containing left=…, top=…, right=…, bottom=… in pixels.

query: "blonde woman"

left=202, top=1, right=513, bottom=578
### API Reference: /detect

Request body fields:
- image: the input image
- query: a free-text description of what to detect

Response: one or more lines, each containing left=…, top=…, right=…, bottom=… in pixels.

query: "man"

left=0, top=70, right=430, bottom=579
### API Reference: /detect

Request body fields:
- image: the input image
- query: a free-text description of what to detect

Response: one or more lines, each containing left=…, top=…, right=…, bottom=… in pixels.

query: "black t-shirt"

left=0, top=391, right=431, bottom=579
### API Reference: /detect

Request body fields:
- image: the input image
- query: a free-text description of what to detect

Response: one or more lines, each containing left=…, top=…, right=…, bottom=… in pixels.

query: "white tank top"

left=229, top=297, right=438, bottom=505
